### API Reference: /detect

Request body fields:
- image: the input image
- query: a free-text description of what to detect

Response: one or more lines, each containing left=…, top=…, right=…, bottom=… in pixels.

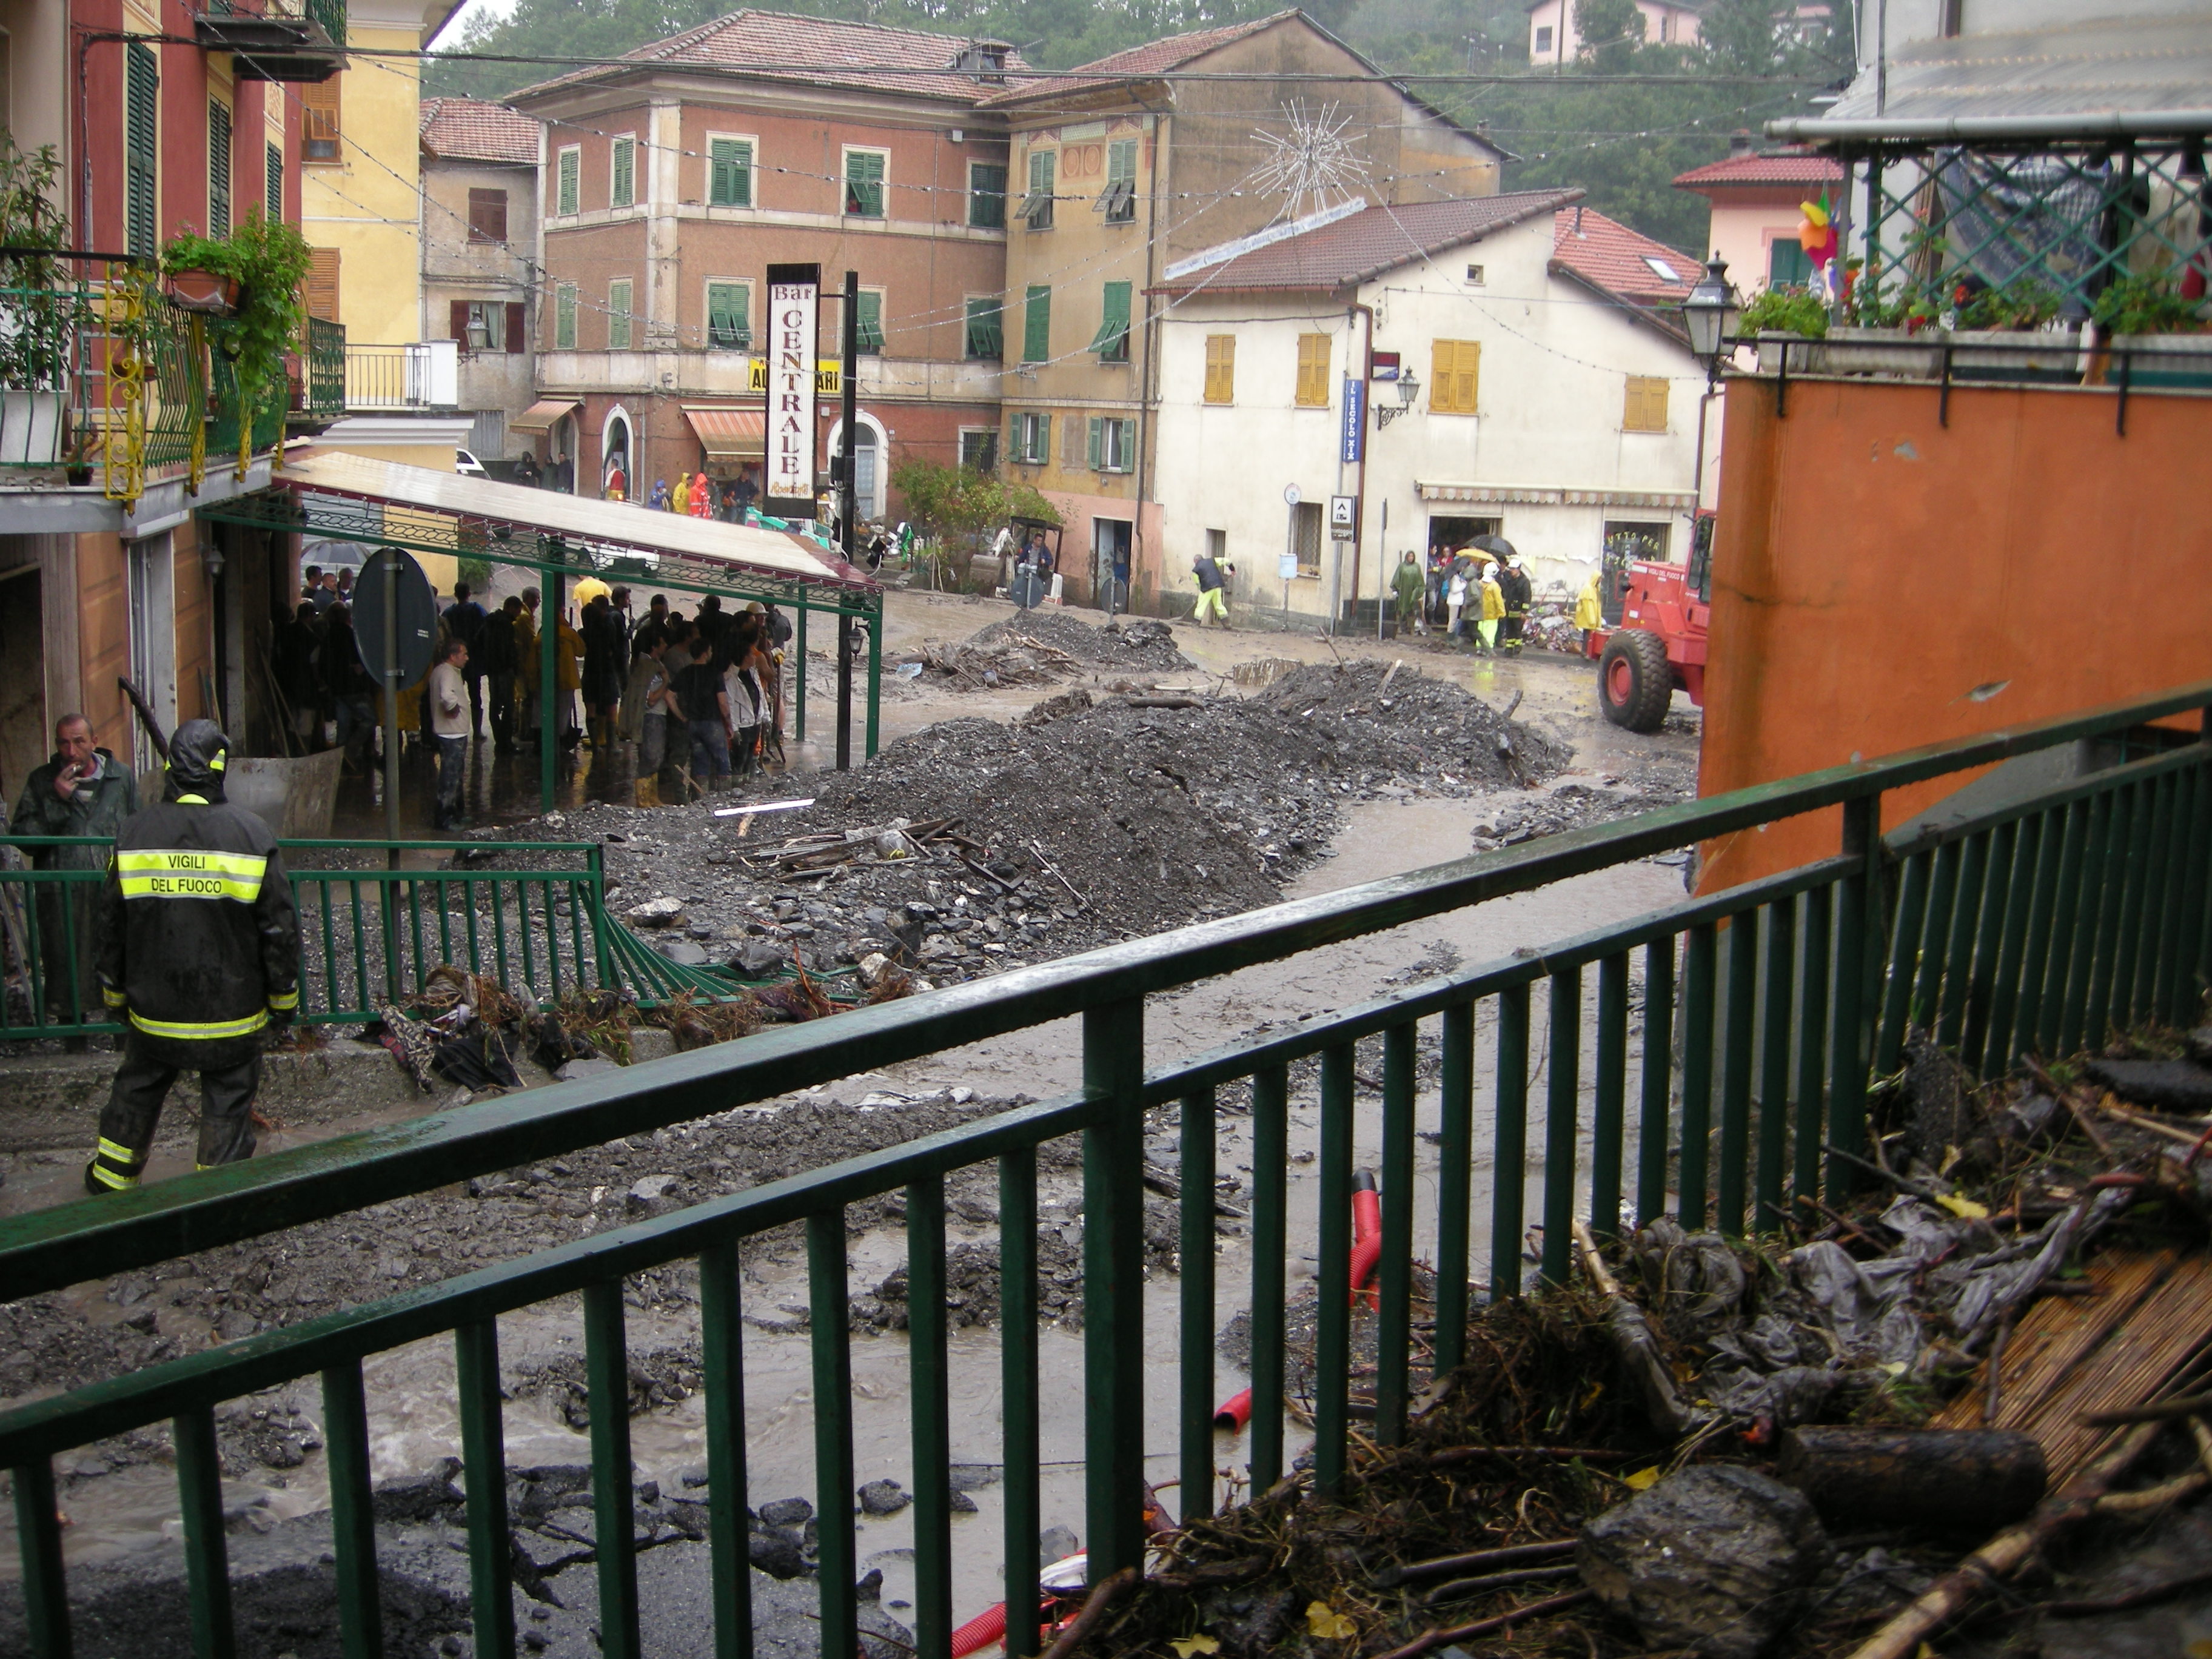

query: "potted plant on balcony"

left=0, top=135, right=80, bottom=466
left=1947, top=279, right=2080, bottom=383
left=165, top=209, right=312, bottom=470
left=2093, top=272, right=2212, bottom=389
left=159, top=228, right=243, bottom=315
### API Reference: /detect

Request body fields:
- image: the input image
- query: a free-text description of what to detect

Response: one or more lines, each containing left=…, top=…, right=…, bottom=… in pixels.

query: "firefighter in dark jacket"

left=85, top=720, right=301, bottom=1194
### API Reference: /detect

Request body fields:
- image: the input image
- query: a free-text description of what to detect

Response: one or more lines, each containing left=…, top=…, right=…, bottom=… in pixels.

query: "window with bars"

left=1022, top=284, right=1050, bottom=361
left=1011, top=411, right=1050, bottom=464
left=965, top=297, right=1002, bottom=360
left=556, top=149, right=579, bottom=215
left=608, top=280, right=633, bottom=349
left=960, top=428, right=998, bottom=472
left=1022, top=149, right=1054, bottom=229
left=843, top=149, right=886, bottom=218
left=555, top=284, right=577, bottom=349
left=1291, top=501, right=1322, bottom=575
left=1091, top=281, right=1130, bottom=362
left=611, top=136, right=635, bottom=207
left=709, top=137, right=752, bottom=207
left=466, top=187, right=508, bottom=244
left=207, top=99, right=232, bottom=238
left=1204, top=335, right=1235, bottom=404
left=968, top=162, right=1006, bottom=229
left=1099, top=139, right=1137, bottom=223
left=1295, top=333, right=1331, bottom=406
left=266, top=141, right=283, bottom=220
left=707, top=281, right=751, bottom=349
left=1430, top=338, right=1480, bottom=414
left=854, top=289, right=884, bottom=354
left=1087, top=416, right=1136, bottom=474
left=1622, top=376, right=1669, bottom=432
left=301, top=76, right=340, bottom=163
left=125, top=41, right=157, bottom=260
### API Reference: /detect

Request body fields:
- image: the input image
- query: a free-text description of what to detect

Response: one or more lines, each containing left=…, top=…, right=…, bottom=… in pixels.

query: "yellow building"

left=300, top=0, right=472, bottom=591
left=985, top=11, right=1506, bottom=616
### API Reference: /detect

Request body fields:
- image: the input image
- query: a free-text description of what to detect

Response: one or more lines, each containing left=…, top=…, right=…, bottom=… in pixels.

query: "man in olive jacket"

left=8, top=713, right=139, bottom=1031
left=85, top=720, right=300, bottom=1193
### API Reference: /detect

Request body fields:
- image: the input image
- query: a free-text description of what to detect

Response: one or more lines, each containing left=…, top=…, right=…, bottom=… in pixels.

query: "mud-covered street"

left=0, top=591, right=1700, bottom=1652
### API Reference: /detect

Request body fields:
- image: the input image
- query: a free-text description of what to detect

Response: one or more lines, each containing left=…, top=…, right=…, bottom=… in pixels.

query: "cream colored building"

left=984, top=10, right=1507, bottom=614
left=1151, top=196, right=1714, bottom=625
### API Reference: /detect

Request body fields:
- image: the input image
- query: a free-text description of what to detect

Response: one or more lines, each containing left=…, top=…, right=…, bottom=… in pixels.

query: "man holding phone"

left=8, top=714, right=140, bottom=1039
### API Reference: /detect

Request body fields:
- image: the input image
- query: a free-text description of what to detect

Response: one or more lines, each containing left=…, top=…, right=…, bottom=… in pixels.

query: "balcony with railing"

left=343, top=340, right=460, bottom=412
left=0, top=270, right=343, bottom=504
left=192, top=0, right=347, bottom=81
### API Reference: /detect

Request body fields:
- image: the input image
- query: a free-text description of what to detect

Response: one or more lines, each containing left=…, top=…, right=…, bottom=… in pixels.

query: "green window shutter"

left=208, top=99, right=232, bottom=238
left=557, top=150, right=578, bottom=216
left=709, top=138, right=752, bottom=207
left=266, top=141, right=283, bottom=220
left=611, top=137, right=635, bottom=207
left=1024, top=150, right=1054, bottom=228
left=608, top=280, right=632, bottom=349
left=125, top=41, right=158, bottom=260
left=845, top=150, right=885, bottom=218
left=1087, top=416, right=1102, bottom=470
left=855, top=290, right=884, bottom=354
left=965, top=297, right=1002, bottom=360
left=1118, top=419, right=1136, bottom=469
left=1091, top=281, right=1131, bottom=360
left=708, top=281, right=749, bottom=349
left=1102, top=139, right=1137, bottom=222
left=555, top=285, right=577, bottom=349
left=1023, top=284, right=1050, bottom=362
left=968, top=163, right=1006, bottom=229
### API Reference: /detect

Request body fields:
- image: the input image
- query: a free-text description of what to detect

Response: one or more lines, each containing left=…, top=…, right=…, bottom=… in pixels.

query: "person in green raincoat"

left=1391, top=552, right=1426, bottom=636
left=9, top=713, right=139, bottom=1036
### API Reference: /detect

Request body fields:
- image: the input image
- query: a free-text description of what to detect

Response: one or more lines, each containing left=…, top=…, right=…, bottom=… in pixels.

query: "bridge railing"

left=1, top=683, right=2208, bottom=1659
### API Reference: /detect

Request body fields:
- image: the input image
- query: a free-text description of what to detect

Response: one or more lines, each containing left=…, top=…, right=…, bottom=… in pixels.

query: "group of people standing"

left=1393, top=549, right=1532, bottom=654
left=646, top=471, right=759, bottom=523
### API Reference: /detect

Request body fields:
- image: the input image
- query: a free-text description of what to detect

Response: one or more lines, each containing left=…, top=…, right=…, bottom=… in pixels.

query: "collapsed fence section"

left=1, top=686, right=2208, bottom=1659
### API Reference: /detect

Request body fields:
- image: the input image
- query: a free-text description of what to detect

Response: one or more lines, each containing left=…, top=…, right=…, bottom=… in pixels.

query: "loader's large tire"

left=1598, top=629, right=1675, bottom=733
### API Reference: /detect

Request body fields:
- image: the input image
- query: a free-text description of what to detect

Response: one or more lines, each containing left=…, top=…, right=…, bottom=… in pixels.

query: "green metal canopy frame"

left=196, top=454, right=883, bottom=813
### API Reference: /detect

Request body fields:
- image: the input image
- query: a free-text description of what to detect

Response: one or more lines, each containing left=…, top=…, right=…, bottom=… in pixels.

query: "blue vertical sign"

left=1340, top=377, right=1365, bottom=464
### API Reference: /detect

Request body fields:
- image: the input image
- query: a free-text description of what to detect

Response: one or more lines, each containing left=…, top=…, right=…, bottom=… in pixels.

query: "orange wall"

left=1697, top=375, right=2211, bottom=894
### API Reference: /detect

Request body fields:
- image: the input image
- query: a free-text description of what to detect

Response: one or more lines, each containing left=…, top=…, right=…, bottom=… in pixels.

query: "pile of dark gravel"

left=964, top=608, right=1195, bottom=673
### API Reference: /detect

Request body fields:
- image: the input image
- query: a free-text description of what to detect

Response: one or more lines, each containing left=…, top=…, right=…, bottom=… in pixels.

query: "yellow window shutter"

left=1432, top=340, right=1478, bottom=413
left=1296, top=333, right=1329, bottom=406
left=1205, top=334, right=1235, bottom=403
left=1624, top=376, right=1668, bottom=432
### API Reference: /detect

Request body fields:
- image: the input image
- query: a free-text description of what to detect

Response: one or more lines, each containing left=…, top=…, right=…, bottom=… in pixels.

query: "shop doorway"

left=1427, top=515, right=1500, bottom=557
left=1600, top=520, right=1671, bottom=625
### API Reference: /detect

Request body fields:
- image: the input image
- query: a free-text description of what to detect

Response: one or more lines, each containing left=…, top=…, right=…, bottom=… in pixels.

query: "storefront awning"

left=198, top=451, right=878, bottom=602
left=511, top=398, right=581, bottom=434
left=1417, top=481, right=1697, bottom=511
left=684, top=406, right=767, bottom=460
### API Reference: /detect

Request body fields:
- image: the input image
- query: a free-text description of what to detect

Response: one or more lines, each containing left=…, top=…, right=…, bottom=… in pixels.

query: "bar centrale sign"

left=765, top=263, right=821, bottom=518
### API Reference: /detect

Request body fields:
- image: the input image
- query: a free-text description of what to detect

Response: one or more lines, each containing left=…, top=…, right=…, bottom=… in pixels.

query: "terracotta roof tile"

left=511, top=10, right=1031, bottom=105
left=1672, top=149, right=1845, bottom=189
left=1549, top=206, right=1702, bottom=304
left=977, top=13, right=1292, bottom=107
left=420, top=98, right=541, bottom=164
left=1152, top=189, right=1581, bottom=294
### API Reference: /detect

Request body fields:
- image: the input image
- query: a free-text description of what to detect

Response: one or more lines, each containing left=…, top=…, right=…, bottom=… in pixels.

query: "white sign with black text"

left=765, top=263, right=820, bottom=518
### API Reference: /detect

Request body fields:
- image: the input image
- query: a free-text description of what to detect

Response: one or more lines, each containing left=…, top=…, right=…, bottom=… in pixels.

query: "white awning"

left=274, top=451, right=876, bottom=594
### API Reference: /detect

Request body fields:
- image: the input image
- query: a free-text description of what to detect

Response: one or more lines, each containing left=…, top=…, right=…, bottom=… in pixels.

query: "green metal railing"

left=1, top=839, right=615, bottom=1038
left=2, top=684, right=2208, bottom=1659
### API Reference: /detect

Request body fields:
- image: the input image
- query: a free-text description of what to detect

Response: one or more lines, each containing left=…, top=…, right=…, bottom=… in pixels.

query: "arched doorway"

left=826, top=411, right=889, bottom=523
left=601, top=407, right=632, bottom=500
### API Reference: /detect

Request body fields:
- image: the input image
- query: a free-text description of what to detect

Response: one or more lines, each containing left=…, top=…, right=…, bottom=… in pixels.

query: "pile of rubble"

left=509, top=660, right=1562, bottom=993
left=896, top=608, right=1194, bottom=691
left=1076, top=1030, right=2212, bottom=1659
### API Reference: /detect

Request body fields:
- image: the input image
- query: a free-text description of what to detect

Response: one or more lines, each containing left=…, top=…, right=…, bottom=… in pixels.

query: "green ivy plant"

left=1956, top=279, right=2063, bottom=332
left=1738, top=285, right=1830, bottom=339
left=163, top=208, right=313, bottom=467
left=2091, top=272, right=2208, bottom=337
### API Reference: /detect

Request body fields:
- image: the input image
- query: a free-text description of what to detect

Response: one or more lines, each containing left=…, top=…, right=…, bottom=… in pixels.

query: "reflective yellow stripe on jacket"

left=115, top=848, right=268, bottom=902
left=129, top=1007, right=269, bottom=1041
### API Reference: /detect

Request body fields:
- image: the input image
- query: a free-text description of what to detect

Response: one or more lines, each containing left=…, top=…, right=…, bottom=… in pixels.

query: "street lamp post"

left=1683, top=254, right=1740, bottom=515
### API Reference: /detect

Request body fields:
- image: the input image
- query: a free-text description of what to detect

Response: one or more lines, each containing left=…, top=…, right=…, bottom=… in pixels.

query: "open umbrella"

left=1470, top=533, right=1517, bottom=560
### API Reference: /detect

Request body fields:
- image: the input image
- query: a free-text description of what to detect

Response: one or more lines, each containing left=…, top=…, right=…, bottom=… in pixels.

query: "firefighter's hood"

left=163, top=720, right=232, bottom=804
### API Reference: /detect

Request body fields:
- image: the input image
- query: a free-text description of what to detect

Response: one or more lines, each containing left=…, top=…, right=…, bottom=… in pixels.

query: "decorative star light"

left=1248, top=100, right=1372, bottom=223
